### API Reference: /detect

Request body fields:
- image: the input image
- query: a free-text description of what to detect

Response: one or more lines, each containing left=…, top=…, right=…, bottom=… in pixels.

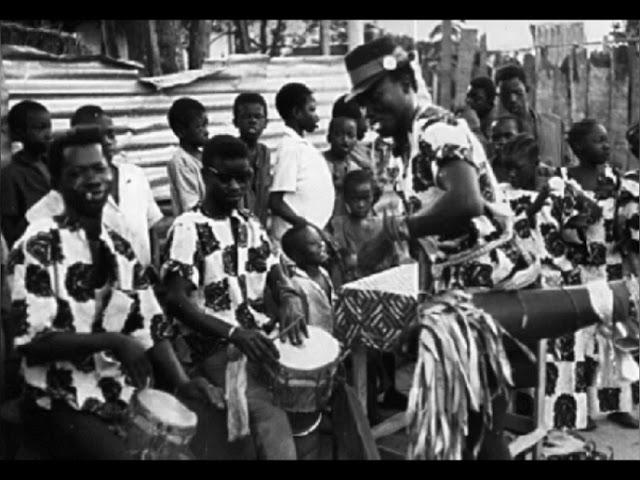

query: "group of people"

left=0, top=35, right=638, bottom=460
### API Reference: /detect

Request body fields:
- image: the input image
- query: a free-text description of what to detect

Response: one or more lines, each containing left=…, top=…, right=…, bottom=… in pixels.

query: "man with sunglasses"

left=163, top=135, right=308, bottom=459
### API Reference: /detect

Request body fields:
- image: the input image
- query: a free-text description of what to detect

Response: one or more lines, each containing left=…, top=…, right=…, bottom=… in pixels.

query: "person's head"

left=332, top=94, right=367, bottom=140
left=281, top=224, right=328, bottom=268
left=501, top=134, right=540, bottom=190
left=495, top=64, right=529, bottom=117
left=275, top=83, right=318, bottom=133
left=201, top=135, right=252, bottom=211
left=345, top=37, right=418, bottom=139
left=627, top=122, right=639, bottom=159
left=233, top=92, right=268, bottom=144
left=167, top=97, right=209, bottom=147
left=70, top=105, right=117, bottom=162
left=327, top=117, right=358, bottom=159
left=490, top=115, right=524, bottom=158
left=7, top=100, right=52, bottom=155
left=568, top=119, right=610, bottom=166
left=48, top=126, right=112, bottom=218
left=466, top=76, right=496, bottom=117
left=343, top=169, right=375, bottom=219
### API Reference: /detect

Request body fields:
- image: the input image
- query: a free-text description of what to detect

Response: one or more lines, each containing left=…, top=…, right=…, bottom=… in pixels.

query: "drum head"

left=275, top=326, right=340, bottom=371
left=136, top=388, right=197, bottom=428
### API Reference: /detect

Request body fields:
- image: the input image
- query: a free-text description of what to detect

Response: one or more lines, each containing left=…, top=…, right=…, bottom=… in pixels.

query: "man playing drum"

left=162, top=135, right=310, bottom=460
left=6, top=127, right=226, bottom=460
left=343, top=37, right=540, bottom=459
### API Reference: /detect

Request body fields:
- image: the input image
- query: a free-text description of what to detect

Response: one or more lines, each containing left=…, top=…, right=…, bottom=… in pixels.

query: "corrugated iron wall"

left=4, top=51, right=352, bottom=205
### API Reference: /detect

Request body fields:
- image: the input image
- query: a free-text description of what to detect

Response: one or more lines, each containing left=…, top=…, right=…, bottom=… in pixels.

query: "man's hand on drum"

left=176, top=377, right=225, bottom=410
left=278, top=293, right=308, bottom=346
left=230, top=328, right=280, bottom=365
left=112, top=335, right=154, bottom=388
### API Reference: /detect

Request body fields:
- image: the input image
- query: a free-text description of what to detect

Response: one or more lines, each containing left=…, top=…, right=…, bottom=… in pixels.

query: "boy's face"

left=294, top=95, right=319, bottom=133
left=180, top=111, right=209, bottom=147
left=491, top=119, right=520, bottom=158
left=234, top=103, right=267, bottom=143
left=95, top=115, right=117, bottom=162
left=59, top=143, right=113, bottom=218
left=576, top=124, right=610, bottom=165
left=466, top=87, right=492, bottom=117
left=345, top=181, right=374, bottom=219
left=505, top=154, right=538, bottom=191
left=21, top=110, right=53, bottom=154
left=296, top=226, right=329, bottom=266
left=328, top=118, right=358, bottom=159
left=203, top=156, right=253, bottom=210
left=498, top=78, right=529, bottom=117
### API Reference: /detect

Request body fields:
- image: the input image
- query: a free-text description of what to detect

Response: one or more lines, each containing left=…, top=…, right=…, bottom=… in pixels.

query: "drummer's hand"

left=230, top=328, right=280, bottom=365
left=112, top=335, right=154, bottom=388
left=279, top=293, right=308, bottom=346
left=176, top=377, right=225, bottom=410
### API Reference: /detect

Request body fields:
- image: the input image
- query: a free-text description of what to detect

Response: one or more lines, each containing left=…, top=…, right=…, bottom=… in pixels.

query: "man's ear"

left=232, top=116, right=239, bottom=129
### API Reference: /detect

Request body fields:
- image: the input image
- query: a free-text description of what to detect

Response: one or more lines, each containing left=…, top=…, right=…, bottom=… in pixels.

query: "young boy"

left=233, top=93, right=271, bottom=227
left=327, top=170, right=411, bottom=287
left=281, top=224, right=334, bottom=334
left=326, top=170, right=411, bottom=420
left=167, top=97, right=209, bottom=216
left=268, top=83, right=334, bottom=249
left=1, top=100, right=53, bottom=247
left=27, top=105, right=164, bottom=267
left=489, top=114, right=523, bottom=183
left=324, top=116, right=362, bottom=216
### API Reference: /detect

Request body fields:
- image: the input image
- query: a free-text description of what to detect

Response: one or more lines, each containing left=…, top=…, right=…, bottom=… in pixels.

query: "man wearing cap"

left=343, top=37, right=540, bottom=460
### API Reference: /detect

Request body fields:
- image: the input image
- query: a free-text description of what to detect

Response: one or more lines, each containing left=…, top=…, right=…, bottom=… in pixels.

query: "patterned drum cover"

left=335, top=263, right=419, bottom=351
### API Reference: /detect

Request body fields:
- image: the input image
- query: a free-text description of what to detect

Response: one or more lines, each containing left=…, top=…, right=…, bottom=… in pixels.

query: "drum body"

left=126, top=388, right=198, bottom=460
left=271, top=326, right=340, bottom=413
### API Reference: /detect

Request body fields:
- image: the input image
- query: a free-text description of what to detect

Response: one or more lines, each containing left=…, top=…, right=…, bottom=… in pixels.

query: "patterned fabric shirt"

left=553, top=166, right=623, bottom=284
left=7, top=214, right=170, bottom=419
left=401, top=103, right=538, bottom=293
left=618, top=169, right=639, bottom=253
left=161, top=205, right=278, bottom=366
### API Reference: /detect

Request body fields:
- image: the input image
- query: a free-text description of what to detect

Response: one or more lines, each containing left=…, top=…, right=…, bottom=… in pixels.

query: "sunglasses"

left=205, top=166, right=253, bottom=184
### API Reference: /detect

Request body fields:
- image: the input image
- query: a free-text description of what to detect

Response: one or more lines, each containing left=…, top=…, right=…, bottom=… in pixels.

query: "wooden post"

left=439, top=20, right=453, bottom=110
left=187, top=20, right=212, bottom=70
left=347, top=20, right=364, bottom=51
left=454, top=28, right=477, bottom=108
left=320, top=20, right=331, bottom=56
left=145, top=20, right=162, bottom=77
left=0, top=25, right=11, bottom=168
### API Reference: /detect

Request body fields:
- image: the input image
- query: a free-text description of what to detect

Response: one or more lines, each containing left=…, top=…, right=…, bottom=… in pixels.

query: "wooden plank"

left=453, top=29, right=477, bottom=108
left=523, top=53, right=537, bottom=110
left=351, top=344, right=368, bottom=416
left=331, top=380, right=380, bottom=460
left=0, top=24, right=10, bottom=168
left=630, top=39, right=640, bottom=124
left=534, top=45, right=555, bottom=116
left=439, top=20, right=453, bottom=110
left=472, top=33, right=489, bottom=79
left=533, top=340, right=548, bottom=460
left=587, top=52, right=612, bottom=134
left=570, top=47, right=589, bottom=122
left=610, top=45, right=632, bottom=171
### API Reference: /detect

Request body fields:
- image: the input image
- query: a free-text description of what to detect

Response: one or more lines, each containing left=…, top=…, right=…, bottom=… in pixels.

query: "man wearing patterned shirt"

left=7, top=128, right=227, bottom=459
left=162, top=135, right=308, bottom=460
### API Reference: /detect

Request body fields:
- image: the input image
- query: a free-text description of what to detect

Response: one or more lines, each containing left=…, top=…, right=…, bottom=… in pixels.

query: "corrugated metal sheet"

left=4, top=49, right=352, bottom=204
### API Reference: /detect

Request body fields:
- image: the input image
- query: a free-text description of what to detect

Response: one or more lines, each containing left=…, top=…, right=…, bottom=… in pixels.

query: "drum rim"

left=274, top=326, right=341, bottom=371
left=132, top=388, right=198, bottom=431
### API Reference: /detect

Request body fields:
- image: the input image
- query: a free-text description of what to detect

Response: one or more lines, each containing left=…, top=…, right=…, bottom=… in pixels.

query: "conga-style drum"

left=271, top=326, right=341, bottom=441
left=126, top=388, right=198, bottom=460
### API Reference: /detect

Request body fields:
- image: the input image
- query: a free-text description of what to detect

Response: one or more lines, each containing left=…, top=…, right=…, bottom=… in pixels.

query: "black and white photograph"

left=0, top=18, right=638, bottom=461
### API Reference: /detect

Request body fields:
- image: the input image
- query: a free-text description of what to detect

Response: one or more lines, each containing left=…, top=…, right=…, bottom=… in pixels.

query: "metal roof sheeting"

left=4, top=50, right=352, bottom=205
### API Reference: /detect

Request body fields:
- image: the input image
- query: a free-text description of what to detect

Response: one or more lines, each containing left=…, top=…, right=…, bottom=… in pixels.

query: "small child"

left=326, top=170, right=411, bottom=419
left=324, top=116, right=362, bottom=216
left=167, top=97, right=209, bottom=216
left=327, top=170, right=410, bottom=287
left=0, top=100, right=53, bottom=247
left=233, top=93, right=271, bottom=227
left=281, top=224, right=334, bottom=334
left=269, top=83, right=334, bottom=248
